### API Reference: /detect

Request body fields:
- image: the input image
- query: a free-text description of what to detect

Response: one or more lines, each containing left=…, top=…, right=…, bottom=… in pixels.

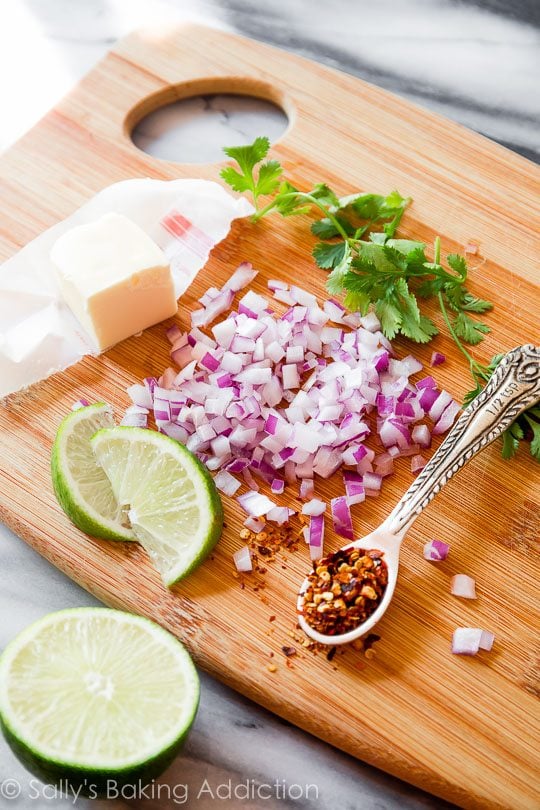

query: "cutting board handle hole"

left=126, top=78, right=291, bottom=164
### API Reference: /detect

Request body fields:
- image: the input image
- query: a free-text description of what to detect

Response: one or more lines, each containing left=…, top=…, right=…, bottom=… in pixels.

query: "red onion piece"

left=452, top=628, right=483, bottom=655
left=71, top=398, right=90, bottom=411
left=410, top=454, right=426, bottom=474
left=299, top=479, right=315, bottom=500
left=430, top=351, right=446, bottom=367
left=214, top=470, right=241, bottom=496
left=244, top=516, right=265, bottom=533
left=343, top=471, right=365, bottom=505
left=233, top=545, right=253, bottom=573
left=301, top=498, right=326, bottom=516
left=308, top=514, right=325, bottom=561
left=237, top=491, right=275, bottom=517
left=271, top=478, right=285, bottom=495
left=222, top=262, right=258, bottom=292
left=423, top=539, right=449, bottom=561
left=331, top=496, right=354, bottom=540
left=411, top=424, right=431, bottom=448
left=451, top=574, right=477, bottom=599
left=479, top=630, right=495, bottom=651
left=433, top=400, right=461, bottom=435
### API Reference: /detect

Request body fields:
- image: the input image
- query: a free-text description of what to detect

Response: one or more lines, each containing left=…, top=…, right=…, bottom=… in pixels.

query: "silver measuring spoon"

left=297, top=344, right=540, bottom=645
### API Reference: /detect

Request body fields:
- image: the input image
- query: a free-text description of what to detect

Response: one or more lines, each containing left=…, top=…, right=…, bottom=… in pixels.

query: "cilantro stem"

left=252, top=192, right=351, bottom=241
left=437, top=291, right=490, bottom=383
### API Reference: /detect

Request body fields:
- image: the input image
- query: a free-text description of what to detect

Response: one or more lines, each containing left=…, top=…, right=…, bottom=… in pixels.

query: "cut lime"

left=91, top=427, right=223, bottom=586
left=51, top=404, right=134, bottom=542
left=0, top=608, right=199, bottom=793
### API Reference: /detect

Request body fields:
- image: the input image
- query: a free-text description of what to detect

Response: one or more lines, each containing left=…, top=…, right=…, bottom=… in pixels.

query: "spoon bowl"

left=297, top=528, right=402, bottom=646
left=297, top=344, right=540, bottom=646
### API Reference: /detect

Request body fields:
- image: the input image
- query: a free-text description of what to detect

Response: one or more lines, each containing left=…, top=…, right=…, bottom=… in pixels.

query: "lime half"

left=91, top=427, right=223, bottom=586
left=51, top=404, right=134, bottom=542
left=0, top=608, right=199, bottom=792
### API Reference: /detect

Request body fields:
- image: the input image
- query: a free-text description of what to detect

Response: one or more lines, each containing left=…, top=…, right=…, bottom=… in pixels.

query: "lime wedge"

left=91, top=427, right=223, bottom=586
left=0, top=608, right=199, bottom=792
left=51, top=404, right=134, bottom=542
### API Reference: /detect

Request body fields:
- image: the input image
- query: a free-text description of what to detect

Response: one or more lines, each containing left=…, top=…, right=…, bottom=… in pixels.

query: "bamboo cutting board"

left=0, top=25, right=539, bottom=810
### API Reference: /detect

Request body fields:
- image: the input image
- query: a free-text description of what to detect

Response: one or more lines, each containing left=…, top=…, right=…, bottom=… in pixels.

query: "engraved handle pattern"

left=381, top=344, right=540, bottom=537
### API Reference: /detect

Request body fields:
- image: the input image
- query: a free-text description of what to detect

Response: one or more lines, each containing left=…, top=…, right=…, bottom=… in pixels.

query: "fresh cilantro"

left=452, top=312, right=491, bottom=345
left=312, top=241, right=348, bottom=269
left=221, top=137, right=283, bottom=206
left=220, top=137, right=536, bottom=462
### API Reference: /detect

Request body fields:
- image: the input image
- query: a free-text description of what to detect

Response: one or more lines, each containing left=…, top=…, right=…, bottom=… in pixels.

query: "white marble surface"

left=0, top=1, right=538, bottom=808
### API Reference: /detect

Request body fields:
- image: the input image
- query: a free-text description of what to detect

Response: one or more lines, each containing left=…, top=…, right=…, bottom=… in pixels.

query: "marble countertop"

left=0, top=1, right=538, bottom=808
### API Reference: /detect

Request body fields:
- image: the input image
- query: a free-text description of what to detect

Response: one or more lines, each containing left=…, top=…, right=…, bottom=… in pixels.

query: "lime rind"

left=0, top=608, right=199, bottom=791
left=51, top=404, right=134, bottom=542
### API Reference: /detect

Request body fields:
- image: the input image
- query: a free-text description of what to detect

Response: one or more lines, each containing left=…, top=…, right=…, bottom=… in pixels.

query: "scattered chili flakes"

left=300, top=547, right=388, bottom=636
left=267, top=664, right=277, bottom=673
left=269, top=615, right=276, bottom=622
left=363, top=633, right=381, bottom=651
left=282, top=646, right=297, bottom=658
left=326, top=646, right=337, bottom=662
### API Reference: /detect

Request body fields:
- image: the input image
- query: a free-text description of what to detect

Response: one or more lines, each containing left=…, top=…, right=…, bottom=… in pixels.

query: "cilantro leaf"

left=375, top=299, right=402, bottom=339
left=446, top=253, right=468, bottom=279
left=223, top=136, right=270, bottom=174
left=219, top=166, right=253, bottom=194
left=313, top=241, right=348, bottom=269
left=343, top=290, right=371, bottom=313
left=256, top=160, right=283, bottom=196
left=325, top=243, right=352, bottom=295
left=524, top=414, right=540, bottom=461
left=311, top=215, right=355, bottom=239
left=459, top=292, right=493, bottom=313
left=452, top=312, right=491, bottom=345
left=221, top=137, right=284, bottom=205
left=501, top=429, right=520, bottom=459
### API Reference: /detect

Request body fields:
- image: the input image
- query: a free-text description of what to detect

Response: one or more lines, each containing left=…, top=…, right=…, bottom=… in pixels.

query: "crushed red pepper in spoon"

left=300, top=546, right=388, bottom=637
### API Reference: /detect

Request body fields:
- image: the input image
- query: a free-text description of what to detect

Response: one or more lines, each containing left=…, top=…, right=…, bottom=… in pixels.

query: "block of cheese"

left=51, top=212, right=177, bottom=350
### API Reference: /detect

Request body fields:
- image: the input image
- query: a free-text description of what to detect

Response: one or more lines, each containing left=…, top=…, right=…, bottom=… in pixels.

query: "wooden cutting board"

left=0, top=25, right=538, bottom=810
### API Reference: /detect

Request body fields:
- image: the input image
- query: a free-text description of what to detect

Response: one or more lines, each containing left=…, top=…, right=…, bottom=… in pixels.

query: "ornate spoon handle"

left=380, top=344, right=540, bottom=537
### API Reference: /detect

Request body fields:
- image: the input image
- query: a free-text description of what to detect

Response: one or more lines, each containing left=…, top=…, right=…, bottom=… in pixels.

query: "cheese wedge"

left=51, top=212, right=177, bottom=350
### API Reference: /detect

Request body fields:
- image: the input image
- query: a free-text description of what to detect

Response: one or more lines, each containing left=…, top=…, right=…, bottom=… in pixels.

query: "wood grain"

left=1, top=25, right=539, bottom=810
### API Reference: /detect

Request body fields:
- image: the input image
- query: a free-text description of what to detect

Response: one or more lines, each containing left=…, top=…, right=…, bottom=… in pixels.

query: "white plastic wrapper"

left=0, top=178, right=253, bottom=397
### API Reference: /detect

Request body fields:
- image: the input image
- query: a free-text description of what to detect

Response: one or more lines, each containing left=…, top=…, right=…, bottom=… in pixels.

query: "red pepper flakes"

left=300, top=547, right=388, bottom=636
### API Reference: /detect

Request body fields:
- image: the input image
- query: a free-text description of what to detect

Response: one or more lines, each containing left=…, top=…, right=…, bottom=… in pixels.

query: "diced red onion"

left=451, top=628, right=483, bottom=655
left=71, top=398, right=90, bottom=411
left=222, top=262, right=258, bottom=292
left=411, top=424, right=431, bottom=448
left=343, top=471, right=365, bottom=505
left=331, top=496, right=354, bottom=540
left=416, top=375, right=437, bottom=390
left=430, top=351, right=446, bottom=367
left=410, top=454, right=426, bottom=474
left=299, top=479, right=315, bottom=500
left=271, top=478, right=285, bottom=495
left=360, top=312, right=381, bottom=332
left=301, top=498, right=326, bottom=516
left=451, top=574, right=477, bottom=599
left=130, top=273, right=461, bottom=529
left=429, top=390, right=453, bottom=421
left=308, top=514, right=325, bottom=561
left=423, top=539, right=449, bottom=561
left=214, top=470, right=241, bottom=496
left=233, top=545, right=253, bottom=573
left=268, top=279, right=288, bottom=291
left=479, top=630, right=495, bottom=651
left=244, top=516, right=265, bottom=533
left=237, top=491, right=275, bottom=517
left=433, top=400, right=461, bottom=435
